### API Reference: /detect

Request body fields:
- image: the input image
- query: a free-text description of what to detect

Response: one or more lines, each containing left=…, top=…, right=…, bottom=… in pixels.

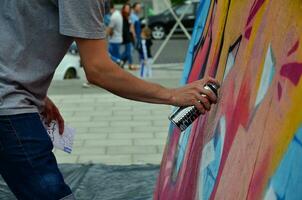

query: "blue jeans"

left=109, top=43, right=121, bottom=63
left=0, top=113, right=74, bottom=200
left=121, top=43, right=133, bottom=65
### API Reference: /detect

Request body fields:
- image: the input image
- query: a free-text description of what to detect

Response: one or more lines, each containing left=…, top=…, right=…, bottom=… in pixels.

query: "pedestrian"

left=0, top=0, right=219, bottom=199
left=131, top=2, right=143, bottom=54
left=120, top=3, right=137, bottom=70
left=139, top=27, right=153, bottom=78
left=107, top=2, right=123, bottom=65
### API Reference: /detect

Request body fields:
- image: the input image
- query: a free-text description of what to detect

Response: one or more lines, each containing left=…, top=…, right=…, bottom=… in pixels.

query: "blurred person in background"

left=107, top=1, right=123, bottom=65
left=120, top=3, right=138, bottom=70
left=131, top=2, right=143, bottom=55
left=139, top=27, right=153, bottom=78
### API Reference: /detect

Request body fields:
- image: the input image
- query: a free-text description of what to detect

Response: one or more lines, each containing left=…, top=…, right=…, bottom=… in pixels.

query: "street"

left=131, top=36, right=190, bottom=64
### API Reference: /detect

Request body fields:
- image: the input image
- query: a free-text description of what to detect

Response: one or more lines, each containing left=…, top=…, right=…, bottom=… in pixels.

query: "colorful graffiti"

left=154, top=0, right=302, bottom=199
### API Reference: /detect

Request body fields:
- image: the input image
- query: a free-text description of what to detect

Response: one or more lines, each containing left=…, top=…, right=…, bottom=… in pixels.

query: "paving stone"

left=151, top=110, right=171, bottom=117
left=71, top=121, right=109, bottom=129
left=132, top=115, right=166, bottom=121
left=74, top=110, right=113, bottom=117
left=55, top=155, right=79, bottom=164
left=95, top=106, right=132, bottom=111
left=157, top=145, right=166, bottom=154
left=113, top=110, right=151, bottom=116
left=76, top=133, right=108, bottom=140
left=91, top=115, right=132, bottom=122
left=110, top=121, right=151, bottom=127
left=60, top=111, right=75, bottom=117
left=133, top=126, right=169, bottom=133
left=70, top=127, right=89, bottom=134
left=85, top=139, right=132, bottom=147
left=73, top=147, right=106, bottom=155
left=88, top=126, right=132, bottom=134
left=133, top=154, right=163, bottom=164
left=65, top=116, right=92, bottom=123
left=134, top=138, right=167, bottom=146
left=107, top=146, right=157, bottom=155
left=108, top=133, right=153, bottom=139
left=60, top=98, right=96, bottom=103
left=154, top=132, right=169, bottom=139
left=73, top=139, right=85, bottom=148
left=60, top=106, right=95, bottom=112
left=152, top=120, right=170, bottom=127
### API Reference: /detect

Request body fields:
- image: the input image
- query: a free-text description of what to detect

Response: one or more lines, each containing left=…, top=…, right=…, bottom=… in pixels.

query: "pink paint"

left=247, top=151, right=271, bottom=200
left=174, top=117, right=208, bottom=200
left=188, top=5, right=216, bottom=83
left=188, top=35, right=211, bottom=83
left=287, top=40, right=299, bottom=56
left=211, top=78, right=252, bottom=199
left=245, top=26, right=252, bottom=39
left=154, top=128, right=181, bottom=199
left=280, top=62, right=302, bottom=85
left=246, top=0, right=266, bottom=27
left=278, top=82, right=282, bottom=101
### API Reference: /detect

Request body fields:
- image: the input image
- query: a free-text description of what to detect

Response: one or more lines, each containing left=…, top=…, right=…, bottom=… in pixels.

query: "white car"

left=53, top=53, right=81, bottom=80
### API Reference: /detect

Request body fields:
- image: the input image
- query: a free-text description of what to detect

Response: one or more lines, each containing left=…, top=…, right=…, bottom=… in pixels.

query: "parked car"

left=53, top=43, right=81, bottom=80
left=147, top=1, right=200, bottom=40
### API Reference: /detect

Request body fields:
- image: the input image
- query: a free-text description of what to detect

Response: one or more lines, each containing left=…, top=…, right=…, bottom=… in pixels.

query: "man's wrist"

left=157, top=87, right=176, bottom=105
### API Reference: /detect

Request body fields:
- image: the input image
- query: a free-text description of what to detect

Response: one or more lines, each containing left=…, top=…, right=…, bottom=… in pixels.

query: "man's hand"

left=169, top=77, right=220, bottom=114
left=42, top=97, right=64, bottom=135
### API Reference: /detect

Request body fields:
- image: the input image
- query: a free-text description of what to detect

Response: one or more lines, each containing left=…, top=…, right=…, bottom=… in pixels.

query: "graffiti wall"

left=154, top=0, right=302, bottom=199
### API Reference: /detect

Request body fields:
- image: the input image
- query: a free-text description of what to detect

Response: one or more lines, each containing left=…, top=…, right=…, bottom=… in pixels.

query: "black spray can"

left=168, top=83, right=218, bottom=132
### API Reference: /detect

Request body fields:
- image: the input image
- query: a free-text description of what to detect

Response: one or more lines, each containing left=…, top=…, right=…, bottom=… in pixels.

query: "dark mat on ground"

left=0, top=164, right=160, bottom=200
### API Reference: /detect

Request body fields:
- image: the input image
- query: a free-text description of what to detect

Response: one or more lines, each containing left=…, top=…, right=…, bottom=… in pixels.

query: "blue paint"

left=198, top=116, right=226, bottom=200
left=265, top=125, right=302, bottom=200
left=175, top=126, right=192, bottom=173
left=255, top=44, right=276, bottom=107
left=223, top=36, right=241, bottom=81
left=181, top=0, right=212, bottom=85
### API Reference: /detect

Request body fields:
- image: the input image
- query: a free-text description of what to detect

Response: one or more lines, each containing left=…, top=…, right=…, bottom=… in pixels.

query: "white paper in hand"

left=45, top=121, right=76, bottom=154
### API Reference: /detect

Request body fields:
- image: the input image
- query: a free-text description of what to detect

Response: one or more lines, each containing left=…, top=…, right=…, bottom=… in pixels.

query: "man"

left=130, top=2, right=143, bottom=50
left=0, top=0, right=219, bottom=199
left=107, top=2, right=123, bottom=64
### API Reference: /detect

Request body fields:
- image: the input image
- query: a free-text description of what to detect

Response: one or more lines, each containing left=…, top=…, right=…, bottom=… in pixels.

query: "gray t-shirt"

left=108, top=10, right=123, bottom=44
left=0, top=0, right=106, bottom=115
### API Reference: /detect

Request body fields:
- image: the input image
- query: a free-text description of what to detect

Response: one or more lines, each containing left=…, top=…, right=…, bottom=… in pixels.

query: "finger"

left=203, top=76, right=220, bottom=88
left=198, top=95, right=211, bottom=111
left=57, top=116, right=65, bottom=135
left=194, top=101, right=206, bottom=114
left=45, top=113, right=52, bottom=125
left=53, top=108, right=64, bottom=135
left=200, top=87, right=218, bottom=103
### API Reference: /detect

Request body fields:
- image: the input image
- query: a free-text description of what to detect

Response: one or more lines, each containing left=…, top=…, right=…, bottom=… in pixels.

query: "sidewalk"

left=49, top=64, right=183, bottom=165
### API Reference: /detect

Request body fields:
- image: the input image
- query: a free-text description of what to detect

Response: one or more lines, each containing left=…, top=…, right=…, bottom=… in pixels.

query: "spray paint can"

left=168, top=83, right=218, bottom=132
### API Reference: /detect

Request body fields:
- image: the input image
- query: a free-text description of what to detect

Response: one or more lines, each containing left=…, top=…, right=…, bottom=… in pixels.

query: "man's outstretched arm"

left=75, top=38, right=219, bottom=113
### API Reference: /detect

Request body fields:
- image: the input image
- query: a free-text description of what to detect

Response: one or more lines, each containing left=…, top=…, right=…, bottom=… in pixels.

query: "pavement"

left=49, top=63, right=184, bottom=165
